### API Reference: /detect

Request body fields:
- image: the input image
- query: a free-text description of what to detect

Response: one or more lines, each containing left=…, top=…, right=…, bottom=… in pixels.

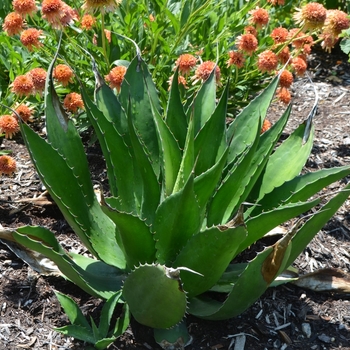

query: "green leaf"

left=55, top=291, right=91, bottom=329
left=152, top=98, right=182, bottom=197
left=174, top=225, right=247, bottom=297
left=192, top=69, right=216, bottom=135
left=194, top=82, right=228, bottom=175
left=119, top=56, right=161, bottom=178
left=54, top=324, right=95, bottom=344
left=14, top=226, right=124, bottom=299
left=154, top=175, right=201, bottom=264
left=250, top=122, right=314, bottom=202
left=226, top=74, right=280, bottom=164
left=122, top=265, right=187, bottom=329
left=98, top=292, right=122, bottom=339
left=166, top=68, right=188, bottom=149
left=102, top=209, right=156, bottom=267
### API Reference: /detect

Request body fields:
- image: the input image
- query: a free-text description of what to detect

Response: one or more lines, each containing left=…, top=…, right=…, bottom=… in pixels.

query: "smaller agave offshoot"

left=1, top=43, right=350, bottom=349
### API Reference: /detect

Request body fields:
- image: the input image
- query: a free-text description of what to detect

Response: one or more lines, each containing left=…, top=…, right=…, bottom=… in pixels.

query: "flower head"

left=267, top=0, right=285, bottom=5
left=105, top=66, right=127, bottom=92
left=0, top=115, right=20, bottom=139
left=323, top=9, right=350, bottom=37
left=13, top=104, right=34, bottom=122
left=81, top=14, right=96, bottom=30
left=53, top=64, right=74, bottom=86
left=28, top=67, right=47, bottom=93
left=291, top=56, right=307, bottom=76
left=3, top=12, right=24, bottom=36
left=244, top=25, right=257, bottom=37
left=60, top=3, right=79, bottom=27
left=270, top=27, right=289, bottom=44
left=227, top=51, right=245, bottom=69
left=63, top=92, right=84, bottom=113
left=82, top=0, right=121, bottom=13
left=193, top=61, right=221, bottom=85
left=12, top=0, right=37, bottom=16
left=41, top=0, right=64, bottom=29
left=236, top=34, right=258, bottom=56
left=276, top=87, right=291, bottom=104
left=279, top=70, right=293, bottom=88
left=261, top=119, right=272, bottom=133
left=104, top=29, right=111, bottom=43
left=257, top=50, right=278, bottom=73
left=320, top=32, right=339, bottom=53
left=168, top=75, right=188, bottom=90
left=277, top=46, right=291, bottom=64
left=249, top=7, right=269, bottom=29
left=0, top=155, right=16, bottom=176
left=11, top=74, right=34, bottom=97
left=293, top=2, right=326, bottom=30
left=20, top=28, right=43, bottom=51
left=175, top=54, right=197, bottom=75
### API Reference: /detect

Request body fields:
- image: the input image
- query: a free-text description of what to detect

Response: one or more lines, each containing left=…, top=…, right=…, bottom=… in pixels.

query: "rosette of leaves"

left=3, top=47, right=350, bottom=349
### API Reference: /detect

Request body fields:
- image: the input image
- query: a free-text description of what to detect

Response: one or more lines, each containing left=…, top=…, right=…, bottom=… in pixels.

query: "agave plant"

left=2, top=44, right=350, bottom=349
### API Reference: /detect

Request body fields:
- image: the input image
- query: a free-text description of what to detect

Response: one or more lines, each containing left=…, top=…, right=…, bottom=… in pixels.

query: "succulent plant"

left=2, top=45, right=350, bottom=349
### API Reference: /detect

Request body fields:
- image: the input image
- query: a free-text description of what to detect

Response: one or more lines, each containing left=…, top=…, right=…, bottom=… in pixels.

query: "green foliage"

left=7, top=43, right=350, bottom=348
left=54, top=291, right=130, bottom=350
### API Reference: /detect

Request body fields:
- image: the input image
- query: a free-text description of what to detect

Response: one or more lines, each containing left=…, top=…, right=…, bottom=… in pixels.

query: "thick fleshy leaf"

left=154, top=175, right=201, bottom=264
left=14, top=226, right=124, bottom=299
left=19, top=124, right=126, bottom=269
left=122, top=265, right=187, bottom=329
left=98, top=292, right=122, bottom=339
left=250, top=122, right=314, bottom=202
left=166, top=68, right=188, bottom=149
left=226, top=75, right=280, bottom=165
left=194, top=82, right=228, bottom=176
left=174, top=225, right=247, bottom=297
left=192, top=69, right=216, bottom=135
left=102, top=208, right=156, bottom=268
left=119, top=56, right=161, bottom=178
left=81, top=86, right=137, bottom=211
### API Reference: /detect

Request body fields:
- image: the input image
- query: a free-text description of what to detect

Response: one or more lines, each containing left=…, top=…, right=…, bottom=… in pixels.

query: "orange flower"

left=249, top=7, right=269, bottom=29
left=261, top=119, right=272, bottom=134
left=267, top=0, right=284, bottom=5
left=81, top=14, right=96, bottom=30
left=12, top=0, right=37, bottom=16
left=41, top=0, right=64, bottom=29
left=175, top=54, right=197, bottom=75
left=293, top=2, right=326, bottom=30
left=323, top=10, right=350, bottom=37
left=53, top=64, right=74, bottom=86
left=270, top=27, right=288, bottom=44
left=20, top=28, right=43, bottom=51
left=11, top=74, right=34, bottom=97
left=105, top=66, right=127, bottom=92
left=0, top=115, right=20, bottom=139
left=60, top=3, right=79, bottom=27
left=168, top=75, right=188, bottom=90
left=279, top=70, right=293, bottom=88
left=193, top=61, right=221, bottom=85
left=28, top=67, right=47, bottom=93
left=227, top=51, right=245, bottom=69
left=291, top=56, right=307, bottom=76
left=276, top=87, right=291, bottom=105
left=0, top=155, right=17, bottom=176
left=236, top=34, right=258, bottom=56
left=13, top=104, right=34, bottom=122
left=244, top=25, right=257, bottom=37
left=104, top=29, right=111, bottom=43
left=2, top=12, right=24, bottom=36
left=277, top=46, right=290, bottom=64
left=257, top=50, right=278, bottom=73
left=83, top=0, right=122, bottom=13
left=63, top=92, right=84, bottom=113
left=320, top=32, right=339, bottom=53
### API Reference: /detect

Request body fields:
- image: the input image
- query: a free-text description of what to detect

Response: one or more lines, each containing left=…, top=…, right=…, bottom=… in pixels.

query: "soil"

left=1, top=49, right=350, bottom=350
